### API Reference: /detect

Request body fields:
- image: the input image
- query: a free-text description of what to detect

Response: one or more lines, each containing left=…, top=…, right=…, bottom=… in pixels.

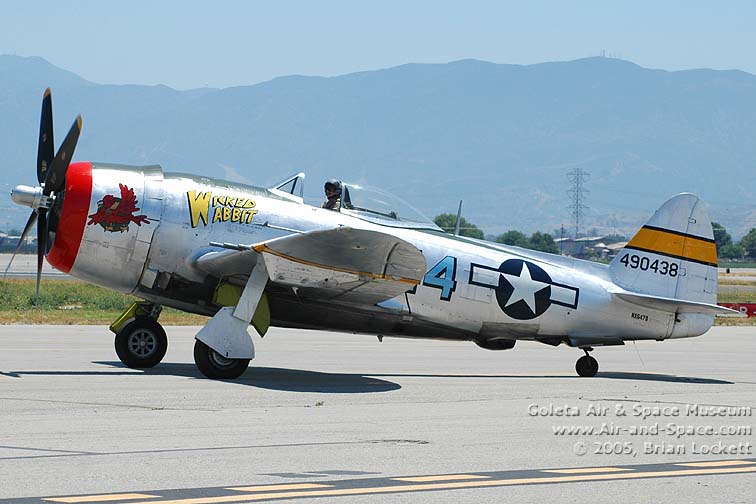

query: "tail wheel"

left=115, top=317, right=167, bottom=369
left=193, top=340, right=249, bottom=380
left=575, top=354, right=599, bottom=377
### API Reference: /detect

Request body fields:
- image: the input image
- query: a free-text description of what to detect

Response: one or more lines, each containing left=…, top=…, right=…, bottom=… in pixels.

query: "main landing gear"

left=111, top=302, right=167, bottom=369
left=110, top=300, right=257, bottom=379
left=193, top=340, right=250, bottom=380
left=575, top=348, right=599, bottom=377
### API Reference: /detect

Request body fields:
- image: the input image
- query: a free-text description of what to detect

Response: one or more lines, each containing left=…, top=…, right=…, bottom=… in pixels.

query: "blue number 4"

left=423, top=256, right=457, bottom=301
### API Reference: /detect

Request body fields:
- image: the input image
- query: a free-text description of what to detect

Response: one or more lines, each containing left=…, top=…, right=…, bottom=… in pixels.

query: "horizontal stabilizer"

left=613, top=291, right=742, bottom=316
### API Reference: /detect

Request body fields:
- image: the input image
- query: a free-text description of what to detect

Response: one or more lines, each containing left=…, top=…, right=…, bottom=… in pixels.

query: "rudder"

left=609, top=193, right=717, bottom=304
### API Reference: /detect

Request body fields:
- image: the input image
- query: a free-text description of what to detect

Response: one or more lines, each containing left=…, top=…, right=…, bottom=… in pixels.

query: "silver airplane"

left=8, top=90, right=737, bottom=379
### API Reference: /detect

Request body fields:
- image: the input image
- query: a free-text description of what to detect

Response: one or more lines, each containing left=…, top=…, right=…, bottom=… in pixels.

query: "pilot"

left=322, top=179, right=342, bottom=211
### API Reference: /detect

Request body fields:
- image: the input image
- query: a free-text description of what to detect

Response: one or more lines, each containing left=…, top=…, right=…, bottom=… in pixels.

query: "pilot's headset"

left=324, top=179, right=342, bottom=198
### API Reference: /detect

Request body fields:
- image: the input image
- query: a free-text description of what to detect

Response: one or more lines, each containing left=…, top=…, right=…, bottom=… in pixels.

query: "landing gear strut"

left=575, top=348, right=599, bottom=377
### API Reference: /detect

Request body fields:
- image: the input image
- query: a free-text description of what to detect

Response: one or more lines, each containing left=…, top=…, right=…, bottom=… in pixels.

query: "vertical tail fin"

left=609, top=193, right=717, bottom=304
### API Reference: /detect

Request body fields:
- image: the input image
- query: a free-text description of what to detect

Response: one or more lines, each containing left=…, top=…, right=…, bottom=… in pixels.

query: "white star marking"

left=500, top=262, right=551, bottom=313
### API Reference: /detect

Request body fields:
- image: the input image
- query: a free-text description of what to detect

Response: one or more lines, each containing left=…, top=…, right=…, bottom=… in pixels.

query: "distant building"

left=0, top=232, right=36, bottom=252
left=555, top=236, right=605, bottom=257
left=592, top=241, right=628, bottom=259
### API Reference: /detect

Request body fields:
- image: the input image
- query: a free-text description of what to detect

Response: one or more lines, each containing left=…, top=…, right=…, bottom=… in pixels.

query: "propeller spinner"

left=5, top=88, right=82, bottom=304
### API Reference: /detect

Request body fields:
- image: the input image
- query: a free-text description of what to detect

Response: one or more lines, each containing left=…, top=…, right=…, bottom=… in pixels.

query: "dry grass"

left=717, top=289, right=756, bottom=303
left=0, top=309, right=208, bottom=325
left=714, top=316, right=755, bottom=326
left=719, top=280, right=756, bottom=286
left=0, top=279, right=207, bottom=325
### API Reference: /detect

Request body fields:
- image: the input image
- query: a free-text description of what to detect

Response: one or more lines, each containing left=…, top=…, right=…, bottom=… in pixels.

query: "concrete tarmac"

left=0, top=326, right=754, bottom=503
left=0, top=253, right=68, bottom=278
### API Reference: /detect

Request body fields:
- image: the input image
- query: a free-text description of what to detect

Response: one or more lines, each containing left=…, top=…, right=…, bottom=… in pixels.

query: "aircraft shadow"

left=1, top=365, right=730, bottom=387
left=362, top=371, right=732, bottom=385
left=595, top=371, right=732, bottom=384
left=86, top=362, right=403, bottom=393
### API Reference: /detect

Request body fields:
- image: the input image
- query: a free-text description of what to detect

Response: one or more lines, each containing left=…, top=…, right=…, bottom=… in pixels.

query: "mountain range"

left=1, top=55, right=755, bottom=238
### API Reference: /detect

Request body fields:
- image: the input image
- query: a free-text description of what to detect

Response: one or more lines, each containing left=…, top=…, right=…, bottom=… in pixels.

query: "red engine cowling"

left=47, top=162, right=164, bottom=293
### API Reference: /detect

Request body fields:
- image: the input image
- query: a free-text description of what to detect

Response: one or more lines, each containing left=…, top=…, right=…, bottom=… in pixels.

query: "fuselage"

left=48, top=162, right=708, bottom=347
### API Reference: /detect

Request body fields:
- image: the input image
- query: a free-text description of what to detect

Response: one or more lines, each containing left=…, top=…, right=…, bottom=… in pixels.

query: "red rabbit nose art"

left=87, top=183, right=150, bottom=232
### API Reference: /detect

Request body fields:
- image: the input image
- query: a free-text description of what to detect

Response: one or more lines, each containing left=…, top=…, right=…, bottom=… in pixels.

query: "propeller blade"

left=3, top=210, right=38, bottom=277
left=44, top=115, right=82, bottom=195
left=35, top=209, right=48, bottom=305
left=37, top=88, right=54, bottom=184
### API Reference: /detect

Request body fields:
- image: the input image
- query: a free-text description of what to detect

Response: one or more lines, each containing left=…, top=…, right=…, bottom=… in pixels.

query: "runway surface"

left=0, top=326, right=754, bottom=503
left=0, top=253, right=68, bottom=279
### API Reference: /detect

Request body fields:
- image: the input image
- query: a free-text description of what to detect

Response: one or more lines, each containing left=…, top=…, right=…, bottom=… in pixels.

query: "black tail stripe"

left=642, top=225, right=716, bottom=244
left=623, top=245, right=718, bottom=268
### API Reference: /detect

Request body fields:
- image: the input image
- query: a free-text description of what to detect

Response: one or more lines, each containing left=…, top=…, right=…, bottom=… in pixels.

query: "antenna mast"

left=454, top=200, right=463, bottom=236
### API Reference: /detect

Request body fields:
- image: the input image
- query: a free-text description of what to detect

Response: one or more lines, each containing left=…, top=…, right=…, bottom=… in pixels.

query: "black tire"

left=575, top=355, right=599, bottom=377
left=193, top=340, right=250, bottom=379
left=114, top=318, right=168, bottom=369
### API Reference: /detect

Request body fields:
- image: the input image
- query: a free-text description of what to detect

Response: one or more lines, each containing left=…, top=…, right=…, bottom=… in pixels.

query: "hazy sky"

left=1, top=1, right=754, bottom=89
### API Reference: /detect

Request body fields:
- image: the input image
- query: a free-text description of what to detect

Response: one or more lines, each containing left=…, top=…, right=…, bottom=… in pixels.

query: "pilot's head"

left=324, top=179, right=342, bottom=199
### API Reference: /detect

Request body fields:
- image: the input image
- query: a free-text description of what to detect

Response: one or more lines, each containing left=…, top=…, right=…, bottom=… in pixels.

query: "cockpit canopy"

left=340, top=183, right=441, bottom=231
left=269, top=173, right=441, bottom=230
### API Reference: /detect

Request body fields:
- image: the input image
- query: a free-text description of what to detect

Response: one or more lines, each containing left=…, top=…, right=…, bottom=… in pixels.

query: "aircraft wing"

left=194, top=247, right=260, bottom=278
left=195, top=227, right=426, bottom=305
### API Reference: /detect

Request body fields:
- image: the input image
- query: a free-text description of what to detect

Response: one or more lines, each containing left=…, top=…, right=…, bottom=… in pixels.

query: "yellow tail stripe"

left=626, top=226, right=717, bottom=266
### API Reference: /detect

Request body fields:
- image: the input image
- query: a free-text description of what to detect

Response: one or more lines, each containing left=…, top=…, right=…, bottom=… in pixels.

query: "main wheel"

left=193, top=340, right=250, bottom=379
left=114, top=318, right=168, bottom=368
left=575, top=355, right=599, bottom=377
